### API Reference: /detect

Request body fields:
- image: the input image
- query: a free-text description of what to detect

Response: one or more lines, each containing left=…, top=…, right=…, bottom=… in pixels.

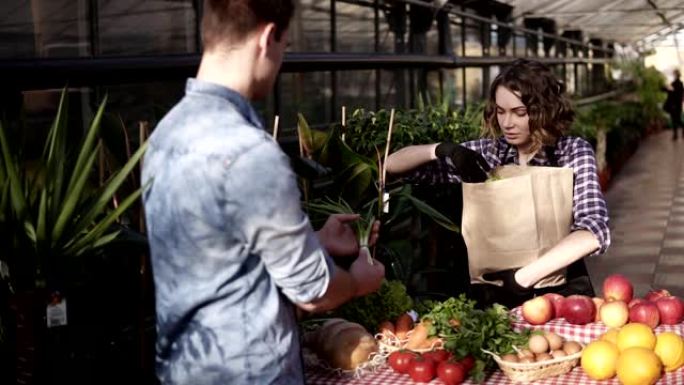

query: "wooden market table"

left=305, top=308, right=684, bottom=385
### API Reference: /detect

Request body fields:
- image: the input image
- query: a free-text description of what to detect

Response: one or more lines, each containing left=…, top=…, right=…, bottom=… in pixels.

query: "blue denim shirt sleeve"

left=225, top=139, right=335, bottom=303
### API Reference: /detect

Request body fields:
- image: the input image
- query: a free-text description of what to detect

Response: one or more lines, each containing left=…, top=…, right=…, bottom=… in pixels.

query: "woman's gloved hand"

left=482, top=269, right=532, bottom=297
left=434, top=142, right=491, bottom=183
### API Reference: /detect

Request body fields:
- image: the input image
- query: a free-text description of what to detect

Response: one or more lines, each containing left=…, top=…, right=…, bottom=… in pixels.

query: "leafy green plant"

left=0, top=89, right=148, bottom=290
left=329, top=279, right=414, bottom=332
left=344, top=102, right=484, bottom=159
left=422, top=294, right=531, bottom=383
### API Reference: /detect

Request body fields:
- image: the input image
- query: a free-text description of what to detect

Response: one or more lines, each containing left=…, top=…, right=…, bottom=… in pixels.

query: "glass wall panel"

left=380, top=69, right=409, bottom=108
left=450, top=19, right=463, bottom=56
left=425, top=24, right=439, bottom=55
left=514, top=34, right=526, bottom=57
left=442, top=68, right=463, bottom=108
left=337, top=70, right=376, bottom=112
left=577, top=64, right=588, bottom=97
left=378, top=6, right=396, bottom=53
left=97, top=0, right=197, bottom=56
left=488, top=66, right=500, bottom=91
left=465, top=67, right=483, bottom=103
left=566, top=64, right=576, bottom=95
left=336, top=2, right=375, bottom=52
left=291, top=0, right=331, bottom=52
left=0, top=0, right=91, bottom=58
left=279, top=72, right=332, bottom=129
left=103, top=81, right=186, bottom=129
left=464, top=22, right=482, bottom=56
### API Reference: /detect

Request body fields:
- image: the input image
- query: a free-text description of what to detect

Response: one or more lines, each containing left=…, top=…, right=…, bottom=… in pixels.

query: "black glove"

left=291, top=157, right=332, bottom=180
left=482, top=269, right=533, bottom=297
left=434, top=142, right=491, bottom=183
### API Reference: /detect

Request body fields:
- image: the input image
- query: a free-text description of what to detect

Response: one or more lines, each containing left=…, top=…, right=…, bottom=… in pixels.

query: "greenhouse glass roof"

left=499, top=0, right=684, bottom=46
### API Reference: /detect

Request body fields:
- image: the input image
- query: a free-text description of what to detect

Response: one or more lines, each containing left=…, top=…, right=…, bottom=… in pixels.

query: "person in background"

left=664, top=69, right=683, bottom=140
left=141, top=1, right=385, bottom=384
left=385, top=59, right=610, bottom=308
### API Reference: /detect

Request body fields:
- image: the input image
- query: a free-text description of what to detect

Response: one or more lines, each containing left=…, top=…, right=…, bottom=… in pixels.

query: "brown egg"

left=518, top=348, right=535, bottom=359
left=551, top=349, right=567, bottom=358
left=535, top=352, right=553, bottom=362
left=519, top=356, right=536, bottom=364
left=528, top=334, right=549, bottom=354
left=562, top=341, right=582, bottom=355
left=545, top=332, right=564, bottom=351
left=501, top=354, right=519, bottom=363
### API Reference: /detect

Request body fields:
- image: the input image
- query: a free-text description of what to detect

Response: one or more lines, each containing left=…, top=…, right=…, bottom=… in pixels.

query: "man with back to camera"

left=141, top=1, right=386, bottom=384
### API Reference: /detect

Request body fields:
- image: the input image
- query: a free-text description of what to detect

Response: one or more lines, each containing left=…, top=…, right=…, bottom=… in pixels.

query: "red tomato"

left=388, top=350, right=418, bottom=374
left=459, top=355, right=475, bottom=373
left=408, top=357, right=436, bottom=383
left=423, top=349, right=452, bottom=364
left=437, top=360, right=466, bottom=385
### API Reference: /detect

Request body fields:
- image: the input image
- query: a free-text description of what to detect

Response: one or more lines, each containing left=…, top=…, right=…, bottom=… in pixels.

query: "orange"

left=616, top=347, right=662, bottom=385
left=581, top=340, right=620, bottom=380
left=600, top=328, right=620, bottom=345
left=654, top=332, right=684, bottom=372
left=617, top=323, right=656, bottom=352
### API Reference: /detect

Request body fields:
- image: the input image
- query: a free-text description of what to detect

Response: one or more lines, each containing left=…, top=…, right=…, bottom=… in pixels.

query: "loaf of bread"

left=309, top=318, right=378, bottom=370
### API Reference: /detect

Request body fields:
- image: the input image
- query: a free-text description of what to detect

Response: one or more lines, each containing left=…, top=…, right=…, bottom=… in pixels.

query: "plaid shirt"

left=409, top=136, right=610, bottom=255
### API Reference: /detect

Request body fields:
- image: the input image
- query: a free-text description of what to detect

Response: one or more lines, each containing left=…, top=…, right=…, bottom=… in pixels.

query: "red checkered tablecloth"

left=306, top=308, right=684, bottom=385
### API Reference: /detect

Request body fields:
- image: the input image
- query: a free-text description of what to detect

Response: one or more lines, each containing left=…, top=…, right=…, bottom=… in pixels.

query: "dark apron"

left=469, top=142, right=595, bottom=310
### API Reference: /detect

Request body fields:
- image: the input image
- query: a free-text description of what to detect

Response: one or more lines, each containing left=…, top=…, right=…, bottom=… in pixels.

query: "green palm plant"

left=0, top=89, right=148, bottom=290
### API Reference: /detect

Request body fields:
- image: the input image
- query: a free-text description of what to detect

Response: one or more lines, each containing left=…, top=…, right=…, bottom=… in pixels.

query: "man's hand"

left=317, top=214, right=380, bottom=257
left=349, top=248, right=385, bottom=297
left=435, top=142, right=491, bottom=183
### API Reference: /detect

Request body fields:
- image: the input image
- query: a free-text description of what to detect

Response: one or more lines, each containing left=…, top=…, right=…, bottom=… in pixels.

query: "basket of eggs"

left=483, top=332, right=583, bottom=384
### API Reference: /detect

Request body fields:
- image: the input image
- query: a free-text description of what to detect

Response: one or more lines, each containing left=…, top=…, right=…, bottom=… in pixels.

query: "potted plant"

left=0, top=89, right=147, bottom=383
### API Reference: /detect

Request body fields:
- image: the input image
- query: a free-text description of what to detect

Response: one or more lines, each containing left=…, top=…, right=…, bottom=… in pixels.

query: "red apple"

left=629, top=301, right=660, bottom=329
left=600, top=300, right=630, bottom=328
left=603, top=274, right=634, bottom=303
left=628, top=298, right=646, bottom=309
left=592, top=297, right=605, bottom=322
left=645, top=289, right=671, bottom=302
left=656, top=296, right=684, bottom=325
left=522, top=296, right=554, bottom=325
left=560, top=295, right=596, bottom=325
left=543, top=293, right=565, bottom=319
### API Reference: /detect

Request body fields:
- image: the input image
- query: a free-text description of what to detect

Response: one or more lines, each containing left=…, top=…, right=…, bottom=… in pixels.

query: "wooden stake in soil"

left=382, top=108, right=395, bottom=192
left=341, top=106, right=346, bottom=142
left=272, top=115, right=279, bottom=140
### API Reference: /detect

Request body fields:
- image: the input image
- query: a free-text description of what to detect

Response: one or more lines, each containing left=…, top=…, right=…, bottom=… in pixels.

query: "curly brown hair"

left=201, top=0, right=294, bottom=50
left=483, top=59, right=575, bottom=152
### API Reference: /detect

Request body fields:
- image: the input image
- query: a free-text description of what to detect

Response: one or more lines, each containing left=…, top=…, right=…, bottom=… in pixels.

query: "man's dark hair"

left=202, top=0, right=294, bottom=49
left=483, top=59, right=575, bottom=152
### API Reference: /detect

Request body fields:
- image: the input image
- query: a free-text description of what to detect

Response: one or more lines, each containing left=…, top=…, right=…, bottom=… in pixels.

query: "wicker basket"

left=482, top=345, right=584, bottom=384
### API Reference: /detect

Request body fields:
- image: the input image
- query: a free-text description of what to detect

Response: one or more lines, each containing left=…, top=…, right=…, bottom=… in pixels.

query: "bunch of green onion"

left=305, top=197, right=376, bottom=265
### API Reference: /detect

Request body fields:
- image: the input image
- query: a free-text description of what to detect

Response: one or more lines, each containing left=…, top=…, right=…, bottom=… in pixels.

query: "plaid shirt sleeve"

left=565, top=138, right=611, bottom=255
left=405, top=139, right=496, bottom=184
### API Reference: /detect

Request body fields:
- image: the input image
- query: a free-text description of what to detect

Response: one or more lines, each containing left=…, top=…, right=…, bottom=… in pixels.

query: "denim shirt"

left=142, top=78, right=334, bottom=385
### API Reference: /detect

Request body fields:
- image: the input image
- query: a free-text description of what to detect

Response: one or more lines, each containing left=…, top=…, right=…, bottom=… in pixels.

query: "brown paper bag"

left=462, top=165, right=574, bottom=289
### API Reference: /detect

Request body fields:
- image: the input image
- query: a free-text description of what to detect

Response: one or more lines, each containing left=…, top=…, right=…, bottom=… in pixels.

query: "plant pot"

left=8, top=289, right=47, bottom=385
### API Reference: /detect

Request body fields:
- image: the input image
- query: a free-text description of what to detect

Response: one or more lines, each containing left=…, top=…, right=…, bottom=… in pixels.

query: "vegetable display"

left=330, top=280, right=413, bottom=332
left=422, top=294, right=531, bottom=382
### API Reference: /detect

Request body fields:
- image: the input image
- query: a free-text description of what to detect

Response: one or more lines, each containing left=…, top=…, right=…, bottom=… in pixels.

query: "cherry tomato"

left=388, top=350, right=418, bottom=374
left=437, top=360, right=466, bottom=385
left=408, top=356, right=436, bottom=383
left=423, top=349, right=452, bottom=364
left=459, top=355, right=475, bottom=374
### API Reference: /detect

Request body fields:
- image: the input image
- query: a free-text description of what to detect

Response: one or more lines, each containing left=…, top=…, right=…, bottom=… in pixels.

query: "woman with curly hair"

left=386, top=59, right=610, bottom=308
